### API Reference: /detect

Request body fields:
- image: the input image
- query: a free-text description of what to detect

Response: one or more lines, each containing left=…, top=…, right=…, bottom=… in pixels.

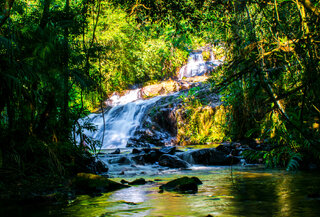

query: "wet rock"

left=216, top=143, right=240, bottom=156
left=152, top=108, right=177, bottom=136
left=120, top=178, right=149, bottom=185
left=129, top=178, right=147, bottom=185
left=120, top=179, right=129, bottom=184
left=132, top=148, right=164, bottom=165
left=126, top=138, right=152, bottom=148
left=132, top=148, right=142, bottom=154
left=159, top=176, right=202, bottom=193
left=177, top=148, right=240, bottom=165
left=142, top=149, right=162, bottom=164
left=159, top=146, right=176, bottom=155
left=107, top=156, right=131, bottom=165
left=110, top=148, right=120, bottom=154
left=127, top=132, right=166, bottom=147
left=216, top=144, right=233, bottom=155
left=131, top=155, right=145, bottom=165
left=72, top=173, right=128, bottom=195
left=159, top=154, right=190, bottom=169
left=95, top=160, right=109, bottom=173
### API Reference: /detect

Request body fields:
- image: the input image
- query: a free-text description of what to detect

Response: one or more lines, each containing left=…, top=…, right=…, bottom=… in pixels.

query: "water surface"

left=2, top=166, right=320, bottom=217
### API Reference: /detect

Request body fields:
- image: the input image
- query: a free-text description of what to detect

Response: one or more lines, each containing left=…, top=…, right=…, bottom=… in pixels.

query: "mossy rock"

left=72, top=173, right=128, bottom=195
left=159, top=176, right=202, bottom=194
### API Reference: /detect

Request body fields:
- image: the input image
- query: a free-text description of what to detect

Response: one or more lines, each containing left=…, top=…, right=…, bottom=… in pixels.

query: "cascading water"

left=178, top=50, right=223, bottom=80
left=178, top=52, right=206, bottom=79
left=79, top=90, right=163, bottom=149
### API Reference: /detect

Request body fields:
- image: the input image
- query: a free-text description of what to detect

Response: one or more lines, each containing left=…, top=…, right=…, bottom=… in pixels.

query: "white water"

left=80, top=93, right=163, bottom=149
left=178, top=51, right=223, bottom=80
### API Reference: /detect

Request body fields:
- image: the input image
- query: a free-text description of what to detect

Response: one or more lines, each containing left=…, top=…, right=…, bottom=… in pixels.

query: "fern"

left=286, top=153, right=302, bottom=171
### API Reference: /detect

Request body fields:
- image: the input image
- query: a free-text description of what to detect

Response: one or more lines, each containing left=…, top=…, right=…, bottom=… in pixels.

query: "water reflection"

left=2, top=167, right=320, bottom=217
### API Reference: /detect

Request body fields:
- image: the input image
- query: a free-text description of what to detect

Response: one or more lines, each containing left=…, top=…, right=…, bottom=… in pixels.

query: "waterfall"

left=79, top=49, right=224, bottom=150
left=79, top=90, right=163, bottom=149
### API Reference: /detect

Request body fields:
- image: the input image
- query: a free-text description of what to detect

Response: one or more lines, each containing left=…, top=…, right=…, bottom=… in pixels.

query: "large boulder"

left=94, top=160, right=109, bottom=173
left=131, top=148, right=162, bottom=165
left=72, top=173, right=128, bottom=195
left=159, top=154, right=190, bottom=169
left=159, top=176, right=202, bottom=193
left=177, top=148, right=240, bottom=165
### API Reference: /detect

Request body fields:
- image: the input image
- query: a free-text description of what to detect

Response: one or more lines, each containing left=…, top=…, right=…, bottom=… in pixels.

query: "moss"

left=72, top=173, right=129, bottom=195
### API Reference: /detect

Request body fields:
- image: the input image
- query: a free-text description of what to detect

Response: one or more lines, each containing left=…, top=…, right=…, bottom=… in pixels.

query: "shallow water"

left=2, top=166, right=320, bottom=217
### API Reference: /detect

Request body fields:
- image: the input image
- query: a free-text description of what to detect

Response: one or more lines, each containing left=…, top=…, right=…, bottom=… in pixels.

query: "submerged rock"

left=159, top=154, right=190, bottom=169
left=72, top=173, right=128, bottom=195
left=159, top=176, right=202, bottom=193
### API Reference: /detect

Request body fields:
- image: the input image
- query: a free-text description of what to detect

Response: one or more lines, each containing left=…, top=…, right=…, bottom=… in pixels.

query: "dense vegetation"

left=208, top=0, right=320, bottom=170
left=0, top=0, right=319, bottom=195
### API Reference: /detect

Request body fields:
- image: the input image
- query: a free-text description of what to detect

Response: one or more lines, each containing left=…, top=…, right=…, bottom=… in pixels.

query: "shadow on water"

left=1, top=167, right=320, bottom=217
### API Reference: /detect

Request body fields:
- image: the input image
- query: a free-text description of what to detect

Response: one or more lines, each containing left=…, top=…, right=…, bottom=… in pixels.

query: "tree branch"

left=298, top=0, right=320, bottom=17
left=0, top=0, right=15, bottom=28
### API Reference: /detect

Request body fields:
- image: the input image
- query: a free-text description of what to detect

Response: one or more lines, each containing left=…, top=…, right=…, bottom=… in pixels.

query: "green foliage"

left=176, top=87, right=227, bottom=145
left=208, top=0, right=320, bottom=169
left=0, top=0, right=101, bottom=181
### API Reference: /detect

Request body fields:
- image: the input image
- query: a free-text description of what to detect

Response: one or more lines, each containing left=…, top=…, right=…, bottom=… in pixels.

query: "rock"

left=215, top=144, right=233, bottom=155
left=159, top=176, right=202, bottom=193
left=177, top=148, right=240, bottom=165
left=120, top=178, right=148, bottom=185
left=126, top=138, right=152, bottom=148
left=131, top=155, right=145, bottom=165
left=153, top=108, right=177, bottom=136
left=129, top=178, right=147, bottom=185
left=159, top=146, right=176, bottom=155
left=132, top=148, right=142, bottom=154
left=159, top=154, right=190, bottom=169
left=107, top=156, right=131, bottom=165
left=141, top=80, right=179, bottom=98
left=132, top=148, right=164, bottom=165
left=120, top=179, right=129, bottom=184
left=95, top=160, right=109, bottom=173
left=142, top=149, right=162, bottom=164
left=72, top=173, right=128, bottom=195
left=110, top=148, right=120, bottom=154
